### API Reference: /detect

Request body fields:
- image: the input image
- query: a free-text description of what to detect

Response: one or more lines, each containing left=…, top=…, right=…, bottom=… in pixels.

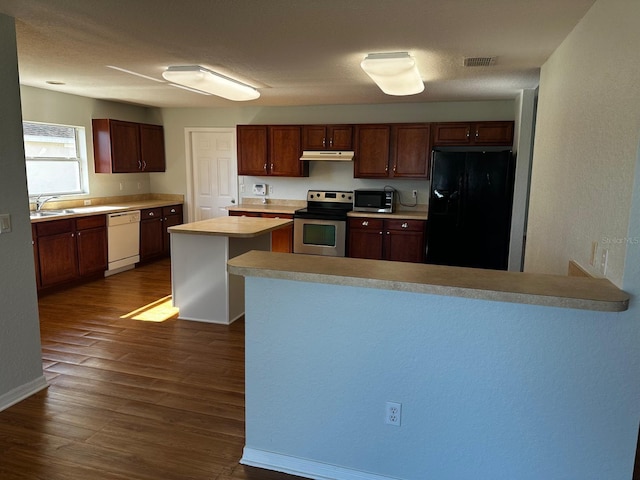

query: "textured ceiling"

left=0, top=0, right=596, bottom=108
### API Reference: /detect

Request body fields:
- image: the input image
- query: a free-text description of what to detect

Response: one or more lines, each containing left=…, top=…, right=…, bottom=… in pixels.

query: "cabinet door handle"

left=401, top=222, right=409, bottom=228
left=386, top=231, right=390, bottom=235
left=329, top=138, right=333, bottom=147
left=385, top=165, right=389, bottom=173
left=142, top=160, right=147, bottom=170
left=362, top=221, right=369, bottom=226
left=475, top=129, right=479, bottom=139
left=322, top=137, right=326, bottom=148
left=466, top=128, right=470, bottom=139
left=393, top=164, right=397, bottom=173
left=71, top=233, right=75, bottom=238
left=264, top=163, right=267, bottom=172
left=149, top=212, right=154, bottom=217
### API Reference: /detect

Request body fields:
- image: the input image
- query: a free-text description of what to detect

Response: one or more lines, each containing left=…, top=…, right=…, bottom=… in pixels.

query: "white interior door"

left=187, top=128, right=238, bottom=221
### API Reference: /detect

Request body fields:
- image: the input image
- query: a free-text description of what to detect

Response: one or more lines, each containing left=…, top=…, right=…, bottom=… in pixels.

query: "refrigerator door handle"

left=456, top=175, right=464, bottom=228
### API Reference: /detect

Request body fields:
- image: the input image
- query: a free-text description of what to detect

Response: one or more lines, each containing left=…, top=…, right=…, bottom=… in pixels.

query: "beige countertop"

left=227, top=250, right=630, bottom=312
left=227, top=203, right=302, bottom=215
left=30, top=196, right=183, bottom=223
left=348, top=209, right=428, bottom=220
left=228, top=201, right=428, bottom=220
left=168, top=216, right=293, bottom=238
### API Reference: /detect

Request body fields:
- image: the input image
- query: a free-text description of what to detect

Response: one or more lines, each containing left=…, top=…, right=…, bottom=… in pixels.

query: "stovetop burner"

left=294, top=190, right=353, bottom=220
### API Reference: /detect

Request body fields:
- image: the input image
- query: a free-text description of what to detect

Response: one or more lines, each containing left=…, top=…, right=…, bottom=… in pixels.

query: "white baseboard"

left=0, top=375, right=48, bottom=413
left=241, top=447, right=401, bottom=480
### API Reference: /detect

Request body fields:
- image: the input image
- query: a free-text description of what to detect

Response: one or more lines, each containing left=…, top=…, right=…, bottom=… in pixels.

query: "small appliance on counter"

left=293, top=190, right=353, bottom=257
left=353, top=188, right=394, bottom=213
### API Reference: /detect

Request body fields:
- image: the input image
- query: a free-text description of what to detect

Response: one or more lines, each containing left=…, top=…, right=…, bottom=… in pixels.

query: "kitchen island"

left=168, top=216, right=292, bottom=324
left=228, top=251, right=635, bottom=480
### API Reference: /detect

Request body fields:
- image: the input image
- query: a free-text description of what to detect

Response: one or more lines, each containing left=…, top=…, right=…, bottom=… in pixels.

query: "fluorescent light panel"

left=162, top=65, right=259, bottom=101
left=360, top=52, right=424, bottom=96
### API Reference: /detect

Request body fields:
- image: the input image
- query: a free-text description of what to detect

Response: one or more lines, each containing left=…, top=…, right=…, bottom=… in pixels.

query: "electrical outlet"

left=269, top=185, right=274, bottom=195
left=84, top=199, right=91, bottom=206
left=412, top=189, right=418, bottom=199
left=385, top=401, right=402, bottom=426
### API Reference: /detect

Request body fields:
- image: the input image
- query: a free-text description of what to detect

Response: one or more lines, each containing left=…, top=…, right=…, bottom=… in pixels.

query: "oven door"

left=293, top=218, right=346, bottom=257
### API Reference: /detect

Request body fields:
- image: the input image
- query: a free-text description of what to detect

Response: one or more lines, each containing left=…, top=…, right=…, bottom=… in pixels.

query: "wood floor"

left=0, top=258, right=302, bottom=480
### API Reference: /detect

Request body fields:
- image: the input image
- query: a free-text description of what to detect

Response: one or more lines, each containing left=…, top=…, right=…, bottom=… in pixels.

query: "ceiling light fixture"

left=162, top=65, right=260, bottom=101
left=360, top=52, right=424, bottom=96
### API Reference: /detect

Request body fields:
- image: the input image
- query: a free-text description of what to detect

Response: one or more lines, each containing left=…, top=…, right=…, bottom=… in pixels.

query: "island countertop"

left=227, top=250, right=630, bottom=312
left=168, top=216, right=293, bottom=238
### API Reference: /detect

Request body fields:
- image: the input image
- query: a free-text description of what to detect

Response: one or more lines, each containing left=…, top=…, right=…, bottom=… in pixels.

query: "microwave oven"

left=353, top=189, right=394, bottom=213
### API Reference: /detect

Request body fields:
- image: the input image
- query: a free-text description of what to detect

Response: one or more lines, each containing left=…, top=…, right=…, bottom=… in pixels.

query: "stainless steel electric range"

left=293, top=190, right=353, bottom=257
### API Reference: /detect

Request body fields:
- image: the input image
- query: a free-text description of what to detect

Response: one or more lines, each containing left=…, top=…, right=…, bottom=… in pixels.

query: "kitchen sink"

left=30, top=209, right=74, bottom=218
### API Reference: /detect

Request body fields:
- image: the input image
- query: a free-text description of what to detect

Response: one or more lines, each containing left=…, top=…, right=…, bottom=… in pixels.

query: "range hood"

left=299, top=150, right=354, bottom=161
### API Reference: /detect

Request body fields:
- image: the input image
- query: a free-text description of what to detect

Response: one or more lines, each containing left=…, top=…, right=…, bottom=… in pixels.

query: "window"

left=23, top=121, right=88, bottom=196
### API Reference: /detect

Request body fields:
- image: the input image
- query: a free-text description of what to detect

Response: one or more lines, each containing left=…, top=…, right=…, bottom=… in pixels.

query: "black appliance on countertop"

left=426, top=147, right=515, bottom=270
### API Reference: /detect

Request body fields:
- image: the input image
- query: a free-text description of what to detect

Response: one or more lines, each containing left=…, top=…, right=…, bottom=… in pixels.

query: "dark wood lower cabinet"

left=35, top=215, right=107, bottom=291
left=262, top=213, right=294, bottom=253
left=76, top=216, right=108, bottom=277
left=348, top=217, right=426, bottom=263
left=140, top=204, right=183, bottom=262
left=229, top=210, right=293, bottom=253
left=348, top=218, right=384, bottom=260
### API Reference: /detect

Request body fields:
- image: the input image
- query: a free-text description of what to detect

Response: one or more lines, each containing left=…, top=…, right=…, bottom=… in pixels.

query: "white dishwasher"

left=106, top=210, right=141, bottom=276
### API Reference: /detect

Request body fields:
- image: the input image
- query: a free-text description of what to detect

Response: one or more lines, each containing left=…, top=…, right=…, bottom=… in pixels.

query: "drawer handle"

left=170, top=208, right=176, bottom=213
left=148, top=212, right=154, bottom=217
left=362, top=221, right=369, bottom=226
left=402, top=222, right=409, bottom=228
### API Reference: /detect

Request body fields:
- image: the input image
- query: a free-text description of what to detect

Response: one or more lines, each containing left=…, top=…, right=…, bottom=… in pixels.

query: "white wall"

left=243, top=276, right=639, bottom=479
left=20, top=85, right=162, bottom=199
left=525, top=0, right=640, bottom=286
left=0, top=15, right=46, bottom=409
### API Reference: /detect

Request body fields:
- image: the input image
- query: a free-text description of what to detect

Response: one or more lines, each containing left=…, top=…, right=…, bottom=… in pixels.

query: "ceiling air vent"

left=463, top=57, right=496, bottom=67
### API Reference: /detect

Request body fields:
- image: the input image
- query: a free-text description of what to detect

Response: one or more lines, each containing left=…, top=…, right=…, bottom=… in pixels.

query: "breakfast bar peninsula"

left=168, top=216, right=292, bottom=324
left=228, top=251, right=634, bottom=480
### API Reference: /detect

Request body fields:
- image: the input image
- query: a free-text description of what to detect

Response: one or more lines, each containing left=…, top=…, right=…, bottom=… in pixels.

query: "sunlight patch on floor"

left=120, top=295, right=179, bottom=322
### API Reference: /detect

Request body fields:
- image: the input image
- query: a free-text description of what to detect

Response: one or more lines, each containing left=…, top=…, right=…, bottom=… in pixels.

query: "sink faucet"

left=35, top=194, right=59, bottom=211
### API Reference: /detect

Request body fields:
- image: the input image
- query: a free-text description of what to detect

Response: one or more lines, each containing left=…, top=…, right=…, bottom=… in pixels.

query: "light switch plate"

left=0, top=214, right=11, bottom=234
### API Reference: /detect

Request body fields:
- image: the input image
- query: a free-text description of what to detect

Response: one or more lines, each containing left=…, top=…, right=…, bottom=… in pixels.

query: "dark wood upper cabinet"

left=237, top=125, right=308, bottom=177
left=93, top=119, right=166, bottom=173
left=302, top=125, right=353, bottom=150
left=139, top=124, right=166, bottom=172
left=268, top=125, right=307, bottom=177
left=432, top=121, right=514, bottom=146
left=390, top=123, right=431, bottom=179
left=237, top=125, right=269, bottom=175
left=354, top=124, right=391, bottom=178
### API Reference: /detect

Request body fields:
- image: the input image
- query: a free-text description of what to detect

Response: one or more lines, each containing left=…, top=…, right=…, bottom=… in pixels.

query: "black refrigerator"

left=426, top=147, right=515, bottom=270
